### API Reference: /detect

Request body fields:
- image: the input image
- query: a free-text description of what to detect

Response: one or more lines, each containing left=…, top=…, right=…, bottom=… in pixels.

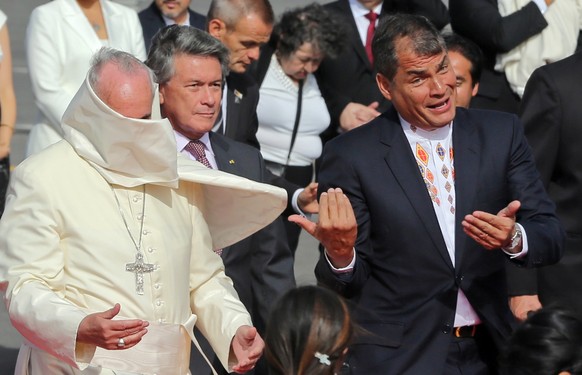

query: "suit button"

left=442, top=324, right=452, bottom=334
left=456, top=275, right=464, bottom=285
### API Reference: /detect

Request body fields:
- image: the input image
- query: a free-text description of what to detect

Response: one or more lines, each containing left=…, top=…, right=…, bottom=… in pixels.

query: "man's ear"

left=376, top=73, right=393, bottom=101
left=208, top=18, right=227, bottom=39
left=471, top=82, right=480, bottom=97
left=158, top=85, right=166, bottom=105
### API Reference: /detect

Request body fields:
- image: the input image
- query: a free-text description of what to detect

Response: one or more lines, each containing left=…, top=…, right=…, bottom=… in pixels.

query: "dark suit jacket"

left=224, top=72, right=301, bottom=214
left=138, top=2, right=206, bottom=51
left=190, top=132, right=296, bottom=375
left=507, top=52, right=582, bottom=316
left=211, top=132, right=295, bottom=329
left=316, top=106, right=564, bottom=374
left=224, top=72, right=261, bottom=149
left=449, top=0, right=548, bottom=113
left=315, top=0, right=449, bottom=141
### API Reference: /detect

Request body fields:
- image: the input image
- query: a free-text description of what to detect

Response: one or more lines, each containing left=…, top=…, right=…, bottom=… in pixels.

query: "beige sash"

left=91, top=323, right=191, bottom=374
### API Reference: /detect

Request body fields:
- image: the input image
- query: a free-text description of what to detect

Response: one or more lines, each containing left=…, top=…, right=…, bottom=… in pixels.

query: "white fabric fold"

left=61, top=77, right=180, bottom=188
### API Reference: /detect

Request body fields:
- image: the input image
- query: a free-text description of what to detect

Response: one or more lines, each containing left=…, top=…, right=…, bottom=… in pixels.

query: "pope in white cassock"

left=0, top=48, right=287, bottom=375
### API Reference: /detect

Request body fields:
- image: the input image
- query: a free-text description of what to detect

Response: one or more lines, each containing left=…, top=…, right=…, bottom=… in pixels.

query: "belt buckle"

left=454, top=325, right=477, bottom=338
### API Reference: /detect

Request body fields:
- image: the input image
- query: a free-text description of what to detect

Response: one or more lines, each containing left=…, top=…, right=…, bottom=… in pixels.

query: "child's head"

left=265, top=286, right=354, bottom=375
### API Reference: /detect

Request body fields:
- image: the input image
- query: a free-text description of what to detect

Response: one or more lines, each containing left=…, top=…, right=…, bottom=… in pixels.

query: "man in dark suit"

left=449, top=0, right=554, bottom=114
left=315, top=0, right=449, bottom=141
left=205, top=0, right=272, bottom=149
left=291, top=14, right=565, bottom=374
left=506, top=52, right=582, bottom=321
left=146, top=25, right=295, bottom=375
left=139, top=0, right=206, bottom=51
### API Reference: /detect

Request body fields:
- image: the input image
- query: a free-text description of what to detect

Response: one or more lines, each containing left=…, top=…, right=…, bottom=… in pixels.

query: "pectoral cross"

left=126, top=253, right=155, bottom=295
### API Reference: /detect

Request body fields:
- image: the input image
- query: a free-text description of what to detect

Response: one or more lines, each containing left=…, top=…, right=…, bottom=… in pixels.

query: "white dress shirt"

left=348, top=0, right=383, bottom=45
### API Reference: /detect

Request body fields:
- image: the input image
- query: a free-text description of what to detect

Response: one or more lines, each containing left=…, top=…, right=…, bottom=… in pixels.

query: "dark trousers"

left=444, top=326, right=499, bottom=375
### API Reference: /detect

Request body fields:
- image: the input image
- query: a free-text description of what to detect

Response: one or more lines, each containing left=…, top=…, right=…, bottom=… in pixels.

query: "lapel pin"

left=229, top=159, right=235, bottom=164
left=234, top=89, right=243, bottom=103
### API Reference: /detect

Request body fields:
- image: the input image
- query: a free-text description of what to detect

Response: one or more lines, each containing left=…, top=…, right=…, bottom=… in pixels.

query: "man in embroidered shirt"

left=291, top=14, right=565, bottom=375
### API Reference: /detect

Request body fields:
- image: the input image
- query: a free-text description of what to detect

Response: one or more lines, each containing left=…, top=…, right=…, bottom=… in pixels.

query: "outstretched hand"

left=462, top=200, right=520, bottom=251
left=289, top=188, right=357, bottom=268
left=76, top=303, right=149, bottom=350
left=231, top=325, right=264, bottom=373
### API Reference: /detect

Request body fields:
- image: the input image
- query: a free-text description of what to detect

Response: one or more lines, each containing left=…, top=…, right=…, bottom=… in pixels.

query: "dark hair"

left=145, top=25, right=230, bottom=84
left=273, top=3, right=346, bottom=60
left=207, top=0, right=274, bottom=29
left=265, top=286, right=354, bottom=375
left=372, top=13, right=446, bottom=82
left=499, top=306, right=582, bottom=375
left=443, top=32, right=483, bottom=86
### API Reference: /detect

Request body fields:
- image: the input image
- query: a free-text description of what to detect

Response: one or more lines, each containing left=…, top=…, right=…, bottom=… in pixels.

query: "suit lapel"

left=61, top=0, right=101, bottom=51
left=337, top=0, right=374, bottom=71
left=452, top=110, right=481, bottom=267
left=209, top=133, right=237, bottom=174
left=380, top=109, right=454, bottom=270
left=208, top=133, right=237, bottom=255
left=101, top=0, right=124, bottom=49
left=225, top=75, right=243, bottom=140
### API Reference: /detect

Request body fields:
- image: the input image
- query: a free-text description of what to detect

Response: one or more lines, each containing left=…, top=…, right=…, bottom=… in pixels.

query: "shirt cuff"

left=291, top=188, right=312, bottom=218
left=502, top=223, right=528, bottom=259
left=325, top=248, right=356, bottom=274
left=531, top=0, right=548, bottom=14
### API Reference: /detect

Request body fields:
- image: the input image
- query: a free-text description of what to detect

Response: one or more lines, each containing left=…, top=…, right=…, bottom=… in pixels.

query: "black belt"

left=453, top=325, right=479, bottom=338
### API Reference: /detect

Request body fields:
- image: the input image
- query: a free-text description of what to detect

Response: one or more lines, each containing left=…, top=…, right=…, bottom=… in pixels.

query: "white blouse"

left=256, top=54, right=330, bottom=167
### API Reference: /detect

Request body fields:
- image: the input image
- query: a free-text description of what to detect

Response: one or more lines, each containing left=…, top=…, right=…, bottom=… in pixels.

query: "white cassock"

left=0, top=77, right=286, bottom=374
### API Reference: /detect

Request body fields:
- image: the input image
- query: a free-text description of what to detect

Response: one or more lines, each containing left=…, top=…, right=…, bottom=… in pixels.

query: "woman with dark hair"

left=499, top=306, right=582, bottom=375
left=251, top=3, right=347, bottom=255
left=265, top=286, right=353, bottom=375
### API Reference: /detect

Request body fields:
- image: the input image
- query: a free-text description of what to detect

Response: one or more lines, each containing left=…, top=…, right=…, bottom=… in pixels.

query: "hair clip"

left=314, top=352, right=331, bottom=366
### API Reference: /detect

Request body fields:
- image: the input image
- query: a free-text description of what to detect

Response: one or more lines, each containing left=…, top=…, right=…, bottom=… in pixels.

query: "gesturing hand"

left=289, top=188, right=357, bottom=268
left=231, top=325, right=264, bottom=373
left=76, top=303, right=149, bottom=350
left=462, top=200, right=520, bottom=250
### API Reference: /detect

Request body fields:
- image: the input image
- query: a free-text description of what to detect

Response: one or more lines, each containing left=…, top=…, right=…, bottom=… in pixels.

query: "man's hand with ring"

left=462, top=200, right=520, bottom=250
left=76, top=303, right=149, bottom=350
